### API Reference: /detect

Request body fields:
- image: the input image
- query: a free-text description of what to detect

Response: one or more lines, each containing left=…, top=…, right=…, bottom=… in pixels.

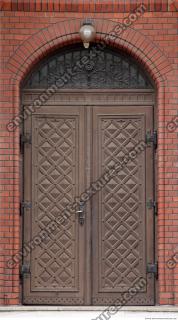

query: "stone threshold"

left=0, top=306, right=178, bottom=312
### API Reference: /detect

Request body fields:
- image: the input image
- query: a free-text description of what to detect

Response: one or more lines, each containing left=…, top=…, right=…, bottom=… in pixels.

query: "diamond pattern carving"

left=99, top=117, right=143, bottom=291
left=23, top=100, right=154, bottom=305
left=32, top=116, right=79, bottom=291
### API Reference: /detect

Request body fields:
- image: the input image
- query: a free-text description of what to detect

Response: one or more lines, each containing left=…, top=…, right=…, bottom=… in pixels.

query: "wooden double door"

left=22, top=92, right=155, bottom=305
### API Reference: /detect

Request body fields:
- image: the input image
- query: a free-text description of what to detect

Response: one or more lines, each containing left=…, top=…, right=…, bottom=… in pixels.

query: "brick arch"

left=7, top=18, right=173, bottom=88
left=6, top=18, right=173, bottom=305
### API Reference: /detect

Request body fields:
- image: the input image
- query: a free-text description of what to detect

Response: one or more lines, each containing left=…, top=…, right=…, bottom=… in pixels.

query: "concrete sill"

left=0, top=306, right=178, bottom=312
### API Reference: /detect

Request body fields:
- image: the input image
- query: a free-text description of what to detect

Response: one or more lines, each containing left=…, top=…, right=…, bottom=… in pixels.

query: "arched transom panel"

left=22, top=45, right=153, bottom=89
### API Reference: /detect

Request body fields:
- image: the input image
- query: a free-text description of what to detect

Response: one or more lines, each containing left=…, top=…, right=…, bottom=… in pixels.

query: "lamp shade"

left=79, top=24, right=96, bottom=48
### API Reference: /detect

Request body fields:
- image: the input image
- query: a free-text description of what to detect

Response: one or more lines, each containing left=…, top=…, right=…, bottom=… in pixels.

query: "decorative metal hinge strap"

left=20, top=133, right=31, bottom=152
left=20, top=201, right=32, bottom=215
left=145, top=130, right=157, bottom=149
left=147, top=262, right=158, bottom=279
left=146, top=199, right=158, bottom=215
left=20, top=264, right=30, bottom=276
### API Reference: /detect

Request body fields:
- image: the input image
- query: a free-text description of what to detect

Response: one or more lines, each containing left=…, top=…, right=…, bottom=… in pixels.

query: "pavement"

left=0, top=306, right=178, bottom=320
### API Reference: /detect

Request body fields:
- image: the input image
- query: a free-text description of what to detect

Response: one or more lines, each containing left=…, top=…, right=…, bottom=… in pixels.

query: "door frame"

left=20, top=89, right=157, bottom=305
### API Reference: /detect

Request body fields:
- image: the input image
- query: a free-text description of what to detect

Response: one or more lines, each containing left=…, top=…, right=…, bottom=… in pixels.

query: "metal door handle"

left=76, top=201, right=85, bottom=225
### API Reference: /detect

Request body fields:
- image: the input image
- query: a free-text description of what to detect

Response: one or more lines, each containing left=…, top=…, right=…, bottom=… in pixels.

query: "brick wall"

left=0, top=0, right=178, bottom=305
left=1, top=0, right=178, bottom=12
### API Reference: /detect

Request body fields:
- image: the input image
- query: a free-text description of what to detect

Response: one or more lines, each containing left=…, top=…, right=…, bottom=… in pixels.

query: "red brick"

left=0, top=0, right=177, bottom=308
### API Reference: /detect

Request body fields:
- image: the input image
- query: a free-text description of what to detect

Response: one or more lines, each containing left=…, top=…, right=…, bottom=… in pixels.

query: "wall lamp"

left=79, top=22, right=96, bottom=49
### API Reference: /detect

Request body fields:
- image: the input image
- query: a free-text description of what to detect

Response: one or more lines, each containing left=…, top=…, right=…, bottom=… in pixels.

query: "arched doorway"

left=21, top=44, right=156, bottom=305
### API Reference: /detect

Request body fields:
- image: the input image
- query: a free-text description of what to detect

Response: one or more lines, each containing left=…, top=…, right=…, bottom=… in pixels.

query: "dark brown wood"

left=22, top=89, right=155, bottom=305
left=92, top=106, right=154, bottom=305
left=23, top=105, right=86, bottom=305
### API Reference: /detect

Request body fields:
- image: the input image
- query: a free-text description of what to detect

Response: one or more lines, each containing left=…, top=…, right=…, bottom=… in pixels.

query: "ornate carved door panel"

left=22, top=96, right=155, bottom=305
left=22, top=42, right=155, bottom=306
left=23, top=106, right=85, bottom=305
left=92, top=106, right=154, bottom=305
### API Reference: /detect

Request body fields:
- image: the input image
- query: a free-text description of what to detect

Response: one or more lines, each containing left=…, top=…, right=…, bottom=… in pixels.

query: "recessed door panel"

left=92, top=106, right=154, bottom=305
left=22, top=99, right=155, bottom=306
left=23, top=106, right=85, bottom=305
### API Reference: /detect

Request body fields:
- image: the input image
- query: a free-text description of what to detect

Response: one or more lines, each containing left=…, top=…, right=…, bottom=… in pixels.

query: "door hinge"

left=20, top=133, right=31, bottom=153
left=20, top=201, right=32, bottom=215
left=20, top=264, right=30, bottom=278
left=147, top=262, right=158, bottom=279
left=146, top=199, right=158, bottom=215
left=145, top=130, right=157, bottom=149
